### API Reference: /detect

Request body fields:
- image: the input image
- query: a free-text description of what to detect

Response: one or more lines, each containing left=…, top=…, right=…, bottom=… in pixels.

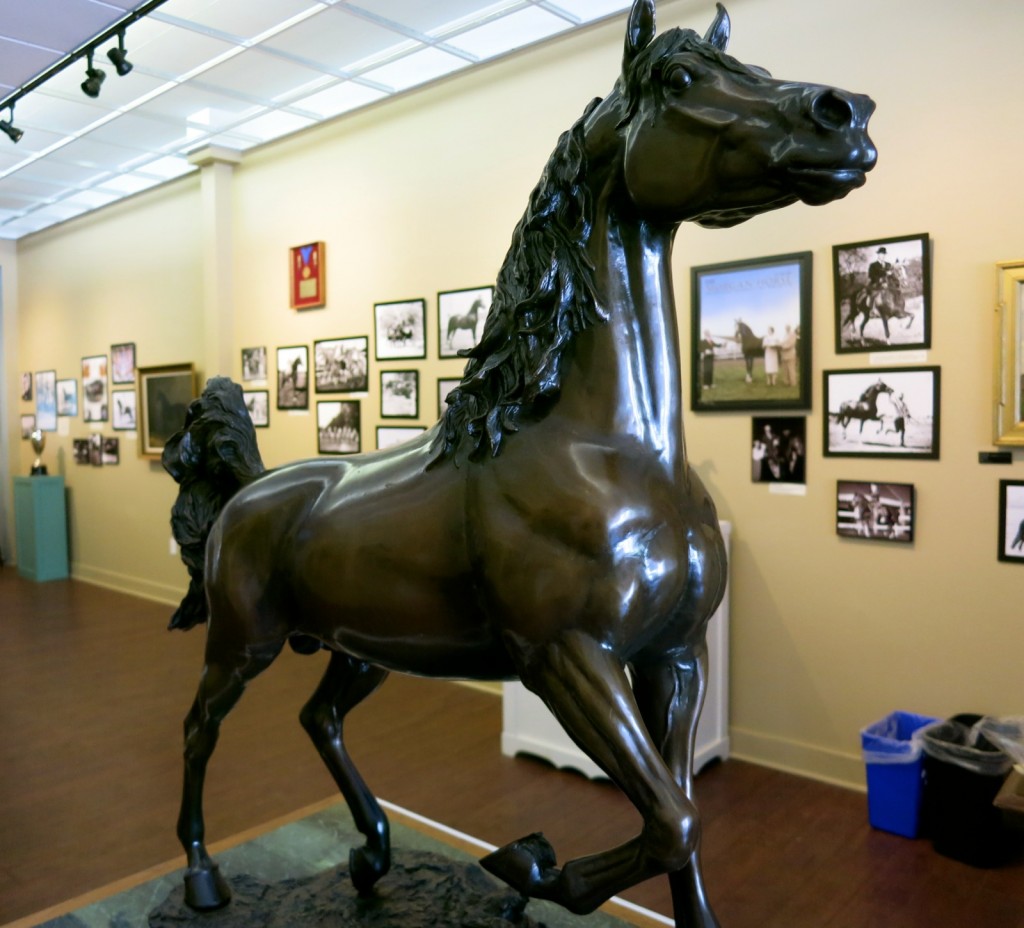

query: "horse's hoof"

left=481, top=833, right=558, bottom=896
left=183, top=864, right=231, bottom=910
left=350, top=844, right=390, bottom=895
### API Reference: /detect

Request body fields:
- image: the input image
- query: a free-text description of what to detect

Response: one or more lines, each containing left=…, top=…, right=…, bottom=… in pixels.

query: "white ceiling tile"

left=548, top=1, right=630, bottom=23
left=0, top=37, right=60, bottom=91
left=445, top=8, right=571, bottom=59
left=95, top=171, right=162, bottom=194
left=138, top=81, right=261, bottom=126
left=61, top=187, right=122, bottom=208
left=263, top=10, right=408, bottom=73
left=196, top=45, right=330, bottom=100
left=132, top=154, right=194, bottom=178
left=360, top=46, right=469, bottom=92
left=292, top=80, right=387, bottom=119
left=228, top=108, right=314, bottom=141
left=355, top=0, right=520, bottom=36
left=155, top=0, right=319, bottom=41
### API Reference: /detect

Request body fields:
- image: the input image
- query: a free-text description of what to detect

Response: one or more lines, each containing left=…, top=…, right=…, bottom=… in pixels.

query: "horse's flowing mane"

left=434, top=101, right=603, bottom=462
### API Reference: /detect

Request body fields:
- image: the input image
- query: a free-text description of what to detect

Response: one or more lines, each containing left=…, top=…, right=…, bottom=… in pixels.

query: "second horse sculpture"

left=164, top=3, right=875, bottom=925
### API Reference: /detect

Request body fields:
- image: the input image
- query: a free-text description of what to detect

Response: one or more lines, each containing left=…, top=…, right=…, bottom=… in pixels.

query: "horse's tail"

left=162, top=376, right=266, bottom=631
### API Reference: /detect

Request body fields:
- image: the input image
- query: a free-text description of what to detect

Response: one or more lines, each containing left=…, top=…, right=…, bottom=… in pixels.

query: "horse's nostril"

left=811, top=89, right=854, bottom=131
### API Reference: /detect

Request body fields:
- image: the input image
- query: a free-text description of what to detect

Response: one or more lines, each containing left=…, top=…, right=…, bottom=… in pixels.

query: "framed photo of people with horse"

left=690, top=252, right=812, bottom=411
left=374, top=299, right=426, bottom=360
left=997, top=480, right=1024, bottom=563
left=832, top=232, right=931, bottom=353
left=823, top=366, right=940, bottom=459
left=438, top=286, right=493, bottom=358
left=836, top=480, right=915, bottom=543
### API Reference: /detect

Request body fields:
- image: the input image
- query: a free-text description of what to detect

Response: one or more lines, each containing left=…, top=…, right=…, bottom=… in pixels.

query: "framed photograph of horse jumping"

left=314, top=336, right=369, bottom=393
left=998, top=480, right=1024, bottom=563
left=690, top=252, right=812, bottom=412
left=836, top=480, right=915, bottom=543
left=374, top=299, right=426, bottom=360
left=438, top=286, right=493, bottom=358
left=823, top=366, right=940, bottom=459
left=833, top=232, right=931, bottom=353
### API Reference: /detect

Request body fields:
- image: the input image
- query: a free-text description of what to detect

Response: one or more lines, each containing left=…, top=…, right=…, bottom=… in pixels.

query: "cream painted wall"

left=4, top=0, right=1023, bottom=786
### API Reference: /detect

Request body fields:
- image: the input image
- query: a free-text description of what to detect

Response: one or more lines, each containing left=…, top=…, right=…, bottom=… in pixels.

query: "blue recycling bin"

left=861, top=711, right=939, bottom=838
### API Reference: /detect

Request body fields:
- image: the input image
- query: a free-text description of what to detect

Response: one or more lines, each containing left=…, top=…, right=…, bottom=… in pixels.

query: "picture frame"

left=88, top=433, right=103, bottom=467
left=823, top=366, right=940, bottom=459
left=993, top=260, right=1024, bottom=446
left=35, top=370, right=57, bottom=431
left=111, top=342, right=136, bottom=384
left=374, top=299, right=426, bottom=360
left=242, top=390, right=270, bottom=428
left=836, top=480, right=915, bottom=544
left=290, top=242, right=326, bottom=310
left=137, top=363, right=196, bottom=459
left=56, top=378, right=78, bottom=417
left=73, top=438, right=90, bottom=464
left=438, top=377, right=461, bottom=418
left=751, top=416, right=806, bottom=484
left=111, top=388, right=137, bottom=431
left=380, top=369, right=419, bottom=418
left=20, top=372, right=32, bottom=402
left=691, top=252, right=812, bottom=411
left=376, top=426, right=426, bottom=450
left=998, top=480, right=1024, bottom=563
left=81, top=354, right=109, bottom=423
left=241, top=346, right=268, bottom=383
left=832, top=233, right=931, bottom=353
left=314, top=336, right=369, bottom=393
left=438, top=286, right=493, bottom=358
left=20, top=414, right=35, bottom=439
left=317, top=400, right=361, bottom=455
left=102, top=436, right=120, bottom=466
left=276, top=345, right=310, bottom=410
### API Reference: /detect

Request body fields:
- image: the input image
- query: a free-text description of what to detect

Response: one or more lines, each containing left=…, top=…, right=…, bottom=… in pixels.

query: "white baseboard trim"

left=730, top=725, right=866, bottom=792
left=71, top=562, right=184, bottom=607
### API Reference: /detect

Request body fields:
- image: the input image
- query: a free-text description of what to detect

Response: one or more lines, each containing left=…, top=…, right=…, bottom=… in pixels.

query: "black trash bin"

left=921, top=714, right=1018, bottom=867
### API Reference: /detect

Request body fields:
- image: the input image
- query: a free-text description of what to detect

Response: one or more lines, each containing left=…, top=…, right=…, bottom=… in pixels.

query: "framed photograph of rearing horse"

left=438, top=286, right=494, bottom=358
left=832, top=232, right=931, bottom=353
left=690, top=251, right=812, bottom=412
left=823, top=366, right=940, bottom=459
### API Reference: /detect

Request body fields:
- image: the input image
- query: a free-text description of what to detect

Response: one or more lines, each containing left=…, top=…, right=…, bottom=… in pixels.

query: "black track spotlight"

left=0, top=113, right=23, bottom=142
left=107, top=31, right=133, bottom=76
left=81, top=50, right=106, bottom=98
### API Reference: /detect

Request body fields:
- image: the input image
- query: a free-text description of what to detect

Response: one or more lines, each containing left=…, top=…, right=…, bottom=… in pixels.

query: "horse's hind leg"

left=300, top=651, right=391, bottom=894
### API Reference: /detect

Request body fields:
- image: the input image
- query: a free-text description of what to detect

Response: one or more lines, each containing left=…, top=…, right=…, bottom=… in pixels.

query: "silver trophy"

left=30, top=428, right=48, bottom=475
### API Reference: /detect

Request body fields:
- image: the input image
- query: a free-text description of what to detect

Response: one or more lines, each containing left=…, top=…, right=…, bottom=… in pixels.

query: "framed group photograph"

left=290, top=241, right=326, bottom=310
left=374, top=299, right=426, bottom=360
left=57, top=378, right=78, bottom=417
left=81, top=354, right=108, bottom=422
left=137, top=363, right=195, bottom=458
left=751, top=416, right=806, bottom=484
left=691, top=252, right=812, bottom=411
left=823, top=366, right=940, bottom=458
left=833, top=233, right=931, bottom=352
left=35, top=370, right=57, bottom=431
left=380, top=370, right=419, bottom=418
left=277, top=345, right=309, bottom=409
left=111, top=342, right=136, bottom=384
left=998, top=480, right=1024, bottom=563
left=836, top=480, right=915, bottom=544
left=112, top=389, right=137, bottom=430
left=438, top=286, right=493, bottom=358
left=317, top=400, right=361, bottom=454
left=376, top=425, right=426, bottom=450
left=241, top=346, right=268, bottom=382
left=314, top=336, right=368, bottom=393
left=242, top=389, right=270, bottom=428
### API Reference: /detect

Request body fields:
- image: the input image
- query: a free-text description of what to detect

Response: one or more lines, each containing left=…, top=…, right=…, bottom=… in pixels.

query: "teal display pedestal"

left=13, top=475, right=69, bottom=582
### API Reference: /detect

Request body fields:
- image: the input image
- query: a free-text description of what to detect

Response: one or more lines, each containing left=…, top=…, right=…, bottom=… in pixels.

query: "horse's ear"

left=623, top=0, right=656, bottom=72
left=703, top=3, right=730, bottom=51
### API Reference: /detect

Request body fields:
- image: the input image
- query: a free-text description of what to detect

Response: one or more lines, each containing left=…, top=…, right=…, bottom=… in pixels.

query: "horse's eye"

left=665, top=65, right=692, bottom=92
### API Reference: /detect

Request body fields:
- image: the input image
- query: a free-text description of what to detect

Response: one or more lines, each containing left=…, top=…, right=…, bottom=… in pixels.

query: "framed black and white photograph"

left=57, top=378, right=78, bottom=417
left=380, top=370, right=419, bottom=418
left=998, top=480, right=1024, bottom=563
left=438, top=377, right=461, bottom=418
left=836, top=480, right=915, bottom=543
left=751, top=416, right=806, bottom=484
left=315, top=336, right=369, bottom=393
left=374, top=299, right=426, bottom=360
left=81, top=354, right=108, bottom=423
left=138, top=363, right=195, bottom=458
left=111, top=342, right=136, bottom=384
left=317, top=400, right=361, bottom=455
left=438, top=286, right=493, bottom=358
left=89, top=433, right=103, bottom=467
left=241, top=346, right=268, bottom=382
left=73, top=438, right=90, bottom=464
left=242, top=390, right=270, bottom=428
left=35, top=370, right=57, bottom=431
left=376, top=425, right=426, bottom=450
left=833, top=233, right=931, bottom=352
left=111, top=389, right=137, bottom=431
left=691, top=252, right=812, bottom=411
left=20, top=372, right=32, bottom=402
left=20, top=414, right=35, bottom=439
left=102, top=436, right=120, bottom=466
left=823, top=366, right=940, bottom=459
left=276, top=345, right=309, bottom=410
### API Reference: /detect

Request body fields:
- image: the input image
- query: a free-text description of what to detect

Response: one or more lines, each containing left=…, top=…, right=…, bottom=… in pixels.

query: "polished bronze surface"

left=164, top=2, right=875, bottom=923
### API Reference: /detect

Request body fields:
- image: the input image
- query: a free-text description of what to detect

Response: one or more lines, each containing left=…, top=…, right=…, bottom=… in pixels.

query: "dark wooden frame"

left=998, top=479, right=1024, bottom=563
left=316, top=399, right=361, bottom=455
left=314, top=336, right=369, bottom=393
left=836, top=479, right=915, bottom=544
left=242, top=390, right=270, bottom=428
left=438, top=285, right=493, bottom=358
left=137, top=363, right=196, bottom=459
left=276, top=345, right=310, bottom=410
left=374, top=299, right=426, bottom=360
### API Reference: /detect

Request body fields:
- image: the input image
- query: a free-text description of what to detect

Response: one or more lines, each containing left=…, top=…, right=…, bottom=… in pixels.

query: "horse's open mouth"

left=789, top=167, right=868, bottom=205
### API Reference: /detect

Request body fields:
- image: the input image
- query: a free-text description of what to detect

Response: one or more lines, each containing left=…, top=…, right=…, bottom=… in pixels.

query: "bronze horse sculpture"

left=163, top=3, right=875, bottom=925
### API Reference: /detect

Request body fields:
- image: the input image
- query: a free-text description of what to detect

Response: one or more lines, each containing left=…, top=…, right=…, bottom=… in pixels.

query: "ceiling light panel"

left=155, top=0, right=320, bottom=41
left=0, top=38, right=59, bottom=93
left=52, top=135, right=155, bottom=170
left=548, top=0, right=630, bottom=23
left=291, top=80, right=387, bottom=119
left=360, top=46, right=469, bottom=92
left=0, top=0, right=126, bottom=47
left=444, top=7, right=571, bottom=59
left=121, top=19, right=240, bottom=78
left=12, top=91, right=110, bottom=137
left=14, top=157, right=108, bottom=187
left=139, top=81, right=262, bottom=127
left=86, top=109, right=198, bottom=150
left=195, top=45, right=330, bottom=100
left=262, top=10, right=409, bottom=74
left=228, top=108, right=315, bottom=142
left=353, top=0, right=520, bottom=36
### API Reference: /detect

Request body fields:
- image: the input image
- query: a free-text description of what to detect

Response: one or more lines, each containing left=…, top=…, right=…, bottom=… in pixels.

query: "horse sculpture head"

left=584, top=1, right=876, bottom=227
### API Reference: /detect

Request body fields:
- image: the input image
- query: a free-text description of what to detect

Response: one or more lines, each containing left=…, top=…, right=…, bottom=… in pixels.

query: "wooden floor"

left=1, top=570, right=1022, bottom=927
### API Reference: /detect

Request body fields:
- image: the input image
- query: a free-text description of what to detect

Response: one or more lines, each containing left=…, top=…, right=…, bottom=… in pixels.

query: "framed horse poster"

left=690, top=252, right=812, bottom=411
left=998, top=480, right=1024, bottom=563
left=832, top=232, right=931, bottom=353
left=823, top=366, right=940, bottom=459
left=438, top=286, right=493, bottom=358
left=836, top=480, right=915, bottom=543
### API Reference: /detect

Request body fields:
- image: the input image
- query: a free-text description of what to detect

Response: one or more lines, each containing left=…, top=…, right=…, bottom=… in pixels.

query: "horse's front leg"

left=482, top=630, right=699, bottom=915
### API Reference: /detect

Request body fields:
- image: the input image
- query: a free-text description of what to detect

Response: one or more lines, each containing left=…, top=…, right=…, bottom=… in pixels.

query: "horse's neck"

left=555, top=210, right=685, bottom=481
